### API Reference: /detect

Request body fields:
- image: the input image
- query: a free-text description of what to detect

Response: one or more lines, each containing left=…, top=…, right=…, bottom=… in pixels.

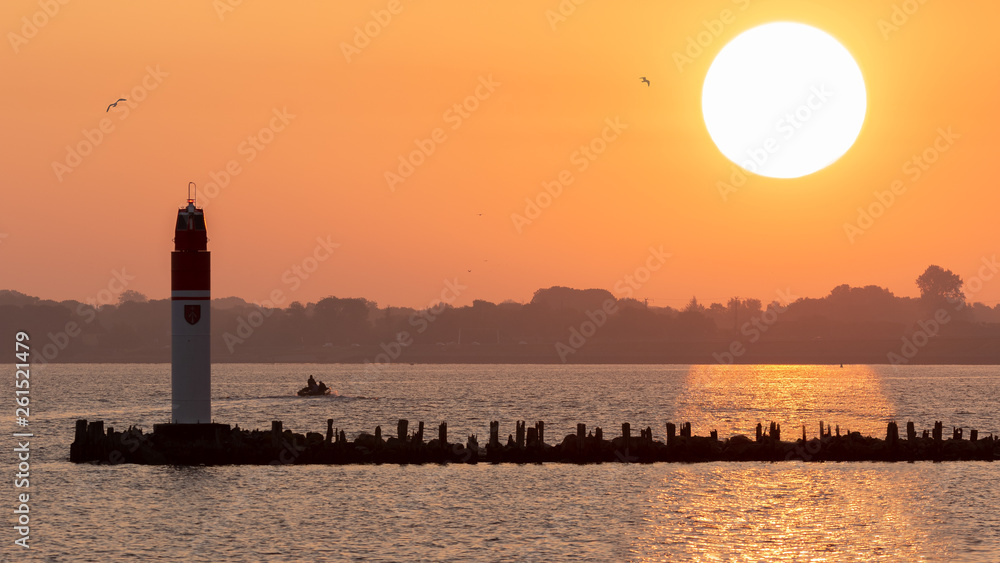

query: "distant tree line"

left=4, top=265, right=1000, bottom=363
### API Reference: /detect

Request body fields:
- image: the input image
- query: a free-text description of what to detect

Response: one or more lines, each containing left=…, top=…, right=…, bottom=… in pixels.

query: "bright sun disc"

left=702, top=22, right=867, bottom=179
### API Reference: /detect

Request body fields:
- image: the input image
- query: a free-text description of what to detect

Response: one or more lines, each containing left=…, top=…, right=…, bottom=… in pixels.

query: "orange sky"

left=3, top=1, right=1000, bottom=309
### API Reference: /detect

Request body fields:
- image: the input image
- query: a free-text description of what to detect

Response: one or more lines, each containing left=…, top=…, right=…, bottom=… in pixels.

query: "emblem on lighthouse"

left=184, top=304, right=202, bottom=325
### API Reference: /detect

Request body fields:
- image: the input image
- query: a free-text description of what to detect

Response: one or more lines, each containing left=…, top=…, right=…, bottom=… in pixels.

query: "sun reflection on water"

left=630, top=464, right=958, bottom=562
left=679, top=365, right=898, bottom=439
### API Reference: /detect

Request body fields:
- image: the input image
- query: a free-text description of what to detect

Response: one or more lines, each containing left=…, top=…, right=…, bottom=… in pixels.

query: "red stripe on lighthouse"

left=171, top=252, right=211, bottom=290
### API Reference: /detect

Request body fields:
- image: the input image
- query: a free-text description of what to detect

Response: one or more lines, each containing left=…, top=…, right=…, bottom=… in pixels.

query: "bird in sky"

left=640, top=77, right=650, bottom=86
left=106, top=98, right=127, bottom=112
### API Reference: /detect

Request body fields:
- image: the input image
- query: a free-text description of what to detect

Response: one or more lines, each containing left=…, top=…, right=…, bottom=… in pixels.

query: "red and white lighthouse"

left=171, top=184, right=211, bottom=424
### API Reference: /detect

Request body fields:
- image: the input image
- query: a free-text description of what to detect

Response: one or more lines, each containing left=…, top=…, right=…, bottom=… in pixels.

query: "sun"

left=702, top=22, right=867, bottom=179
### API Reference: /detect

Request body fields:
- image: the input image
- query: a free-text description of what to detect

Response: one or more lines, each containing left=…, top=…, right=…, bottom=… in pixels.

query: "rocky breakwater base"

left=69, top=419, right=999, bottom=465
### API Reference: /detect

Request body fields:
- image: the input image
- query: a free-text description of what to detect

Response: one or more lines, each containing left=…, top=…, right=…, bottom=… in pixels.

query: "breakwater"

left=69, top=418, right=999, bottom=465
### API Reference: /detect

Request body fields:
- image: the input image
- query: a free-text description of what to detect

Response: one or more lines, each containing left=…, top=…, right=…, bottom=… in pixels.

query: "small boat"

left=297, top=386, right=331, bottom=397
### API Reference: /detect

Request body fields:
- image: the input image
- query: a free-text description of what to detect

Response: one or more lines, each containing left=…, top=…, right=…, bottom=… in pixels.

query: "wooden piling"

left=416, top=421, right=424, bottom=444
left=666, top=422, right=676, bottom=446
left=933, top=421, right=943, bottom=442
left=271, top=421, right=282, bottom=448
left=577, top=423, right=586, bottom=449
left=397, top=419, right=408, bottom=442
left=326, top=419, right=334, bottom=444
left=953, top=427, right=962, bottom=440
left=536, top=421, right=544, bottom=445
left=970, top=429, right=978, bottom=442
left=489, top=421, right=500, bottom=447
left=819, top=421, right=824, bottom=438
left=907, top=421, right=916, bottom=441
left=375, top=425, right=382, bottom=442
left=526, top=426, right=538, bottom=447
left=516, top=421, right=526, bottom=448
left=756, top=423, right=762, bottom=442
left=75, top=419, right=88, bottom=443
left=622, top=422, right=631, bottom=445
left=595, top=427, right=603, bottom=442
left=439, top=422, right=447, bottom=446
left=802, top=424, right=807, bottom=443
left=89, top=420, right=104, bottom=441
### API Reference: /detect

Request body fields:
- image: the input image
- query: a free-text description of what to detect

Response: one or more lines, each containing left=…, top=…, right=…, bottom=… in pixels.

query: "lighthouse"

left=170, top=183, right=211, bottom=424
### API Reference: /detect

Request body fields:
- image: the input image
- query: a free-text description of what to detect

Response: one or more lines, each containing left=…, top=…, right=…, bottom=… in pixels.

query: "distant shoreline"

left=30, top=338, right=1000, bottom=366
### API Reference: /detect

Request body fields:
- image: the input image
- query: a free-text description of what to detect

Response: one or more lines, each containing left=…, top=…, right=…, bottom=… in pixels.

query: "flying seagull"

left=106, top=98, right=127, bottom=112
left=640, top=77, right=650, bottom=86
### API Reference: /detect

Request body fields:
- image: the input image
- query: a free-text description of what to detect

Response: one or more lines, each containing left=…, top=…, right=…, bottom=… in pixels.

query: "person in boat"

left=317, top=381, right=328, bottom=394
left=307, top=375, right=318, bottom=392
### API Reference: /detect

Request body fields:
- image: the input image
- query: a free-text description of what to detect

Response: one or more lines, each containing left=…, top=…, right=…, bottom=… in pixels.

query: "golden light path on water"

left=625, top=365, right=945, bottom=561
left=629, top=464, right=957, bottom=562
left=678, top=365, right=897, bottom=439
